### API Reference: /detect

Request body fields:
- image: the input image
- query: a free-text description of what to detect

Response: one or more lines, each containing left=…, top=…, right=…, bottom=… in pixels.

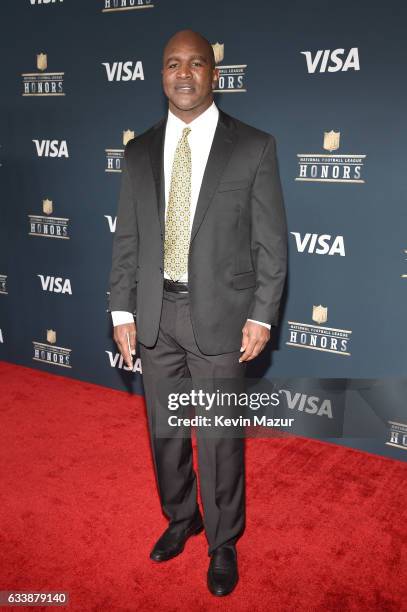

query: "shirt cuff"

left=247, top=318, right=271, bottom=330
left=111, top=311, right=135, bottom=326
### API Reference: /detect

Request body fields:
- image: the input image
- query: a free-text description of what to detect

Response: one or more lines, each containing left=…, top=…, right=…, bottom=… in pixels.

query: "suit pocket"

left=232, top=271, right=256, bottom=290
left=217, top=179, right=250, bottom=192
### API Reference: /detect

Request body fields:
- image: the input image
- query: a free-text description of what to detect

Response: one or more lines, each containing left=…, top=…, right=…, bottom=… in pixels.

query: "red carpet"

left=0, top=361, right=406, bottom=611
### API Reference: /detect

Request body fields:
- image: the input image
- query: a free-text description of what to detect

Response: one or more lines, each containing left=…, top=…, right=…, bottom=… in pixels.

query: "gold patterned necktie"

left=164, top=126, right=192, bottom=281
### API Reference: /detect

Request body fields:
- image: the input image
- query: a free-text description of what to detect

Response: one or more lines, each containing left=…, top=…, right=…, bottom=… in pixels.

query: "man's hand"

left=113, top=322, right=137, bottom=369
left=239, top=320, right=270, bottom=362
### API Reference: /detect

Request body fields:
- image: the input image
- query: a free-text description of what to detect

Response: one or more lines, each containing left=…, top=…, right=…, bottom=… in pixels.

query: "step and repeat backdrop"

left=0, top=0, right=406, bottom=460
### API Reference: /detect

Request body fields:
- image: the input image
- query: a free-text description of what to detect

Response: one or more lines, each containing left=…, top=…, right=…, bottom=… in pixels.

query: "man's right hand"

left=113, top=322, right=137, bottom=369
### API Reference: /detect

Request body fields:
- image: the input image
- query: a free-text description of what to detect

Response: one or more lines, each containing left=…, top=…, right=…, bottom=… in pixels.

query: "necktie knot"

left=182, top=126, right=191, bottom=139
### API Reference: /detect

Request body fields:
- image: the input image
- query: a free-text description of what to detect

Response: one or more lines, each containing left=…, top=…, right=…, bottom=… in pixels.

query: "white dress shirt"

left=111, top=102, right=270, bottom=330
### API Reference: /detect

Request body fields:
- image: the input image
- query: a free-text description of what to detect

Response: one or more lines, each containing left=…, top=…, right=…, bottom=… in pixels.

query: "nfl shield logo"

left=46, top=329, right=56, bottom=344
left=37, top=53, right=48, bottom=71
left=211, top=42, right=224, bottom=64
left=323, top=130, right=340, bottom=152
left=43, top=199, right=53, bottom=215
left=312, top=305, right=328, bottom=325
left=123, top=130, right=135, bottom=146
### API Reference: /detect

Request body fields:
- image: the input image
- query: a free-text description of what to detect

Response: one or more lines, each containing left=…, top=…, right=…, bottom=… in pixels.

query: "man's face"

left=162, top=35, right=218, bottom=115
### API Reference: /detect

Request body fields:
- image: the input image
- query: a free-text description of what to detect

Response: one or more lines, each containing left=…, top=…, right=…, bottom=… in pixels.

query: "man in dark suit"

left=108, top=29, right=287, bottom=596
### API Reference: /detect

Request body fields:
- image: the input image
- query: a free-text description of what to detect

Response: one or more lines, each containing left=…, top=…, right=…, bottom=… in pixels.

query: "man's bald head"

left=163, top=30, right=215, bottom=69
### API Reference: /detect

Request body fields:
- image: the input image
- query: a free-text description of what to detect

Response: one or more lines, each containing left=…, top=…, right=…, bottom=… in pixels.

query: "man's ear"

left=212, top=67, right=219, bottom=89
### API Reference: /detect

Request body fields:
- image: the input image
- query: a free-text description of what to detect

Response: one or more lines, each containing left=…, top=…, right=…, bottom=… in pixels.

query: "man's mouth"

left=175, top=85, right=195, bottom=93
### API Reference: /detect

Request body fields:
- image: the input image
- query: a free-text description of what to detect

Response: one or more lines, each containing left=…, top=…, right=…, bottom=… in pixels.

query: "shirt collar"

left=166, top=101, right=219, bottom=135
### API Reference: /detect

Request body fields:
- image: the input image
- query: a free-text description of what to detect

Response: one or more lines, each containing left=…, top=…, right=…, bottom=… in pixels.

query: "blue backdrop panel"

left=0, top=0, right=406, bottom=461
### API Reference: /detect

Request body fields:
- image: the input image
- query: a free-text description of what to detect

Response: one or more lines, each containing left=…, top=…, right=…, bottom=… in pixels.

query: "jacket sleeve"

left=247, top=135, right=287, bottom=326
left=107, top=150, right=139, bottom=314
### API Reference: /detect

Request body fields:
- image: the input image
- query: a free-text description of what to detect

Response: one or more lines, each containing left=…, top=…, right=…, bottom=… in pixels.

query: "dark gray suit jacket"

left=108, top=109, right=287, bottom=355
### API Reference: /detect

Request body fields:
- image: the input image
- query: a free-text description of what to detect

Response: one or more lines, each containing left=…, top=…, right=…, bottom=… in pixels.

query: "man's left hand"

left=239, top=320, right=270, bottom=362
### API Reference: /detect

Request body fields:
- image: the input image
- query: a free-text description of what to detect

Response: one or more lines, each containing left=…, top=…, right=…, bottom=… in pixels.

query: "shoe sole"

left=150, top=524, right=204, bottom=562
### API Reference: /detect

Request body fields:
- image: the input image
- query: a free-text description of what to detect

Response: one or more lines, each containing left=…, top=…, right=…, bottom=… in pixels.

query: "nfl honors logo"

left=28, top=199, right=70, bottom=239
left=386, top=421, right=407, bottom=451
left=296, top=130, right=366, bottom=183
left=33, top=329, right=72, bottom=368
left=286, top=305, right=352, bottom=356
left=0, top=274, right=8, bottom=295
left=105, top=129, right=135, bottom=173
left=312, top=304, right=328, bottom=325
left=123, top=129, right=135, bottom=145
left=37, top=53, right=47, bottom=71
left=212, top=42, right=224, bottom=65
left=102, top=0, right=154, bottom=12
left=323, top=130, right=340, bottom=152
left=212, top=42, right=247, bottom=93
left=47, top=329, right=57, bottom=344
left=22, top=53, right=65, bottom=96
left=43, top=198, right=53, bottom=215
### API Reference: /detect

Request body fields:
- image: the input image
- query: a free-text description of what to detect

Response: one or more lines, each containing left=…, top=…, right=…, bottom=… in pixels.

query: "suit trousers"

left=139, top=289, right=246, bottom=555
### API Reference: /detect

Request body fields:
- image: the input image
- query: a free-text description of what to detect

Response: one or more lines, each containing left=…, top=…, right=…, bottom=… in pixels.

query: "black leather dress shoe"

left=149, top=517, right=204, bottom=562
left=207, top=545, right=239, bottom=596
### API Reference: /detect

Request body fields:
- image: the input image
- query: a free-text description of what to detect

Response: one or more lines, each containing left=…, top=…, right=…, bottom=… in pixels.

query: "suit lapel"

left=148, top=110, right=237, bottom=242
left=148, top=117, right=166, bottom=235
left=190, top=110, right=237, bottom=242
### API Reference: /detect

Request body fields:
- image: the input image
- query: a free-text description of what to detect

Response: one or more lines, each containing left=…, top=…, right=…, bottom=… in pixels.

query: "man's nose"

left=177, top=64, right=192, bottom=79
